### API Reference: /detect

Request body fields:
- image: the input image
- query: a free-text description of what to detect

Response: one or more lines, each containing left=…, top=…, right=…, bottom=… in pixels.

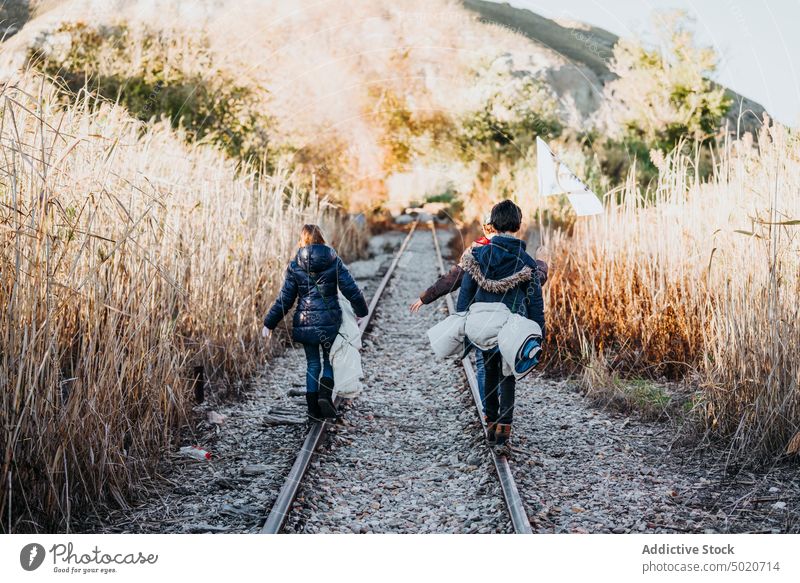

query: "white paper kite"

left=536, top=137, right=603, bottom=216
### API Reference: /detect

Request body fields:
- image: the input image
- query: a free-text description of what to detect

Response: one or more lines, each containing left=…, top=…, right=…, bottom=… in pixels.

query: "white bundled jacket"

left=427, top=302, right=542, bottom=380
left=331, top=291, right=363, bottom=398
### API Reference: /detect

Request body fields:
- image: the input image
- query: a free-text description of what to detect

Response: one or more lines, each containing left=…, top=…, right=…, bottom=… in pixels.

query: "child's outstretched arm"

left=535, top=259, right=549, bottom=286
left=335, top=258, right=369, bottom=318
left=419, top=265, right=465, bottom=304
left=263, top=267, right=299, bottom=330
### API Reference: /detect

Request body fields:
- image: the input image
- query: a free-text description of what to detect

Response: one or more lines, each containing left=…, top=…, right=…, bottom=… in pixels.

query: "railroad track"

left=261, top=220, right=532, bottom=534
left=261, top=221, right=419, bottom=533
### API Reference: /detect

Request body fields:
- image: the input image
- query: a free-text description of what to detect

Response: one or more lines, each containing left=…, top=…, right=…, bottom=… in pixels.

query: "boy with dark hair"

left=487, top=199, right=523, bottom=233
left=456, top=200, right=545, bottom=455
left=410, top=214, right=548, bottom=414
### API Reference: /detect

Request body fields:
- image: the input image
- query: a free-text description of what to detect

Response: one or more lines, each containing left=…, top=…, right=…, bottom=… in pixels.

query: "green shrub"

left=29, top=22, right=274, bottom=166
left=603, top=12, right=731, bottom=150
left=458, top=71, right=561, bottom=160
left=369, top=86, right=456, bottom=172
left=425, top=189, right=457, bottom=204
left=582, top=12, right=732, bottom=190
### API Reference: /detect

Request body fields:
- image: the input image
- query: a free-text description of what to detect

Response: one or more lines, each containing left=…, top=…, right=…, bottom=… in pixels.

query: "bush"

left=29, top=22, right=274, bottom=165
left=590, top=12, right=731, bottom=189
left=601, top=12, right=731, bottom=150
left=458, top=64, right=561, bottom=160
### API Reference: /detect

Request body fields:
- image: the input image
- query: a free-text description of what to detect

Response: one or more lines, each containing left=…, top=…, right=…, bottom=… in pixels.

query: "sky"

left=500, top=0, right=800, bottom=127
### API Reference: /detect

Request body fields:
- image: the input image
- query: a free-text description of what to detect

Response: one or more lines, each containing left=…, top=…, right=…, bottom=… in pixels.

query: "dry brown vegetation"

left=0, top=76, right=359, bottom=532
left=544, top=126, right=800, bottom=458
left=0, top=0, right=798, bottom=534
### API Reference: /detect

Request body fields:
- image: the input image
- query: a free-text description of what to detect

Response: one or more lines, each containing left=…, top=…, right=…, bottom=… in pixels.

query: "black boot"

left=306, top=392, right=323, bottom=422
left=485, top=420, right=498, bottom=446
left=317, top=376, right=337, bottom=419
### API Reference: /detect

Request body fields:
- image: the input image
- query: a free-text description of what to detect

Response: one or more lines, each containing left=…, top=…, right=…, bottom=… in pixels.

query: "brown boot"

left=494, top=424, right=512, bottom=457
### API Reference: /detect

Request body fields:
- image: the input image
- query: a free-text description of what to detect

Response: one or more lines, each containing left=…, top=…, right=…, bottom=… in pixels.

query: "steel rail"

left=429, top=222, right=533, bottom=534
left=261, top=220, right=419, bottom=534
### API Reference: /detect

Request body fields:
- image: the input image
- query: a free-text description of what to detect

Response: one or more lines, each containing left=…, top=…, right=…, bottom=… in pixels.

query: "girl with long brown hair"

left=263, top=225, right=368, bottom=419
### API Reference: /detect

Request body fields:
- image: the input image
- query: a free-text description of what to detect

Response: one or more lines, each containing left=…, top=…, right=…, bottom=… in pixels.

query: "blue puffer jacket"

left=455, top=235, right=545, bottom=337
left=264, top=244, right=369, bottom=345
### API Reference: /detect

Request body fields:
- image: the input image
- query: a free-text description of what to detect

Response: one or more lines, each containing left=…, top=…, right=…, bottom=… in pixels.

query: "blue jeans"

left=475, top=349, right=486, bottom=411
left=303, top=343, right=333, bottom=394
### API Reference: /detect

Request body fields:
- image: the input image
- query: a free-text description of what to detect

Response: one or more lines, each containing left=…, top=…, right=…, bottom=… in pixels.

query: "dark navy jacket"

left=264, top=245, right=368, bottom=345
left=455, top=235, right=545, bottom=337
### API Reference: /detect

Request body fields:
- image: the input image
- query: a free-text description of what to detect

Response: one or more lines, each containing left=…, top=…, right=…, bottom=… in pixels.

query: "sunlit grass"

left=0, top=74, right=357, bottom=532
left=545, top=125, right=800, bottom=459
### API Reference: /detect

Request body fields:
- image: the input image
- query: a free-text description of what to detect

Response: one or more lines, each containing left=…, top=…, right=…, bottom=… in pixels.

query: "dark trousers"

left=303, top=343, right=333, bottom=394
left=482, top=348, right=515, bottom=424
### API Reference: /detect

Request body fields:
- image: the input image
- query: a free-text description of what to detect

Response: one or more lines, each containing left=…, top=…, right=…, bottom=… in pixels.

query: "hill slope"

left=463, top=0, right=769, bottom=133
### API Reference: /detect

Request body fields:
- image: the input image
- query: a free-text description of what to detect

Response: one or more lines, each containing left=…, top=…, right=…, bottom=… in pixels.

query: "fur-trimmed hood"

left=459, top=235, right=534, bottom=294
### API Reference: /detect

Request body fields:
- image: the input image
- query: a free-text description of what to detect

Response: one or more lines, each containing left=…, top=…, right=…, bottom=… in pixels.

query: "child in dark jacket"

left=410, top=217, right=548, bottom=412
left=456, top=200, right=545, bottom=455
left=263, top=224, right=368, bottom=420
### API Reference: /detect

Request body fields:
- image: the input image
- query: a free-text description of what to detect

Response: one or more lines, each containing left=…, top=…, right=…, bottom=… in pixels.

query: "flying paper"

left=537, top=137, right=603, bottom=216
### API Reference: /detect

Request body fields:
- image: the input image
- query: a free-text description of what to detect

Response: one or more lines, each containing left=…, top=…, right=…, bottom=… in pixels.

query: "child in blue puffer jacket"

left=263, top=225, right=368, bottom=420
left=456, top=200, right=545, bottom=455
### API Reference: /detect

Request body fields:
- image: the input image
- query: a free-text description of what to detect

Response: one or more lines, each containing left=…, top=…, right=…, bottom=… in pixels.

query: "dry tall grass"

left=544, top=124, right=800, bottom=459
left=0, top=74, right=354, bottom=532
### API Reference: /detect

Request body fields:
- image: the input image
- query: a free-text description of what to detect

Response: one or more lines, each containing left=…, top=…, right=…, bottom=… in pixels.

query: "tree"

left=600, top=11, right=731, bottom=150
left=459, top=58, right=561, bottom=161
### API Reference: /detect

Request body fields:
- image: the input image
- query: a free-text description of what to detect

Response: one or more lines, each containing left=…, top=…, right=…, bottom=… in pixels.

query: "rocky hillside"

left=463, top=0, right=768, bottom=134
left=2, top=0, right=770, bottom=135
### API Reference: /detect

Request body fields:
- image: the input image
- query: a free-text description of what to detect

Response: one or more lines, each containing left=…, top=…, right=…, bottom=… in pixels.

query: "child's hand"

left=409, top=298, right=424, bottom=313
left=262, top=326, right=271, bottom=339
